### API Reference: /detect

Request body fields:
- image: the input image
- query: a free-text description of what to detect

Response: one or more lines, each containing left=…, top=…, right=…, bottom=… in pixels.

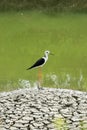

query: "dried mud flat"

left=0, top=87, right=87, bottom=130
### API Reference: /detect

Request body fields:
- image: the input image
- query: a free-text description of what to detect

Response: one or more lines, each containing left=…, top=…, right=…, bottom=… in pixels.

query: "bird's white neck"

left=43, top=53, right=48, bottom=61
left=45, top=53, right=49, bottom=58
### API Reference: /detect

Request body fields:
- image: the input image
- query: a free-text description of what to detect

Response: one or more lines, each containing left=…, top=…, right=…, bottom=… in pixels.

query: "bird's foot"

left=37, top=82, right=43, bottom=90
left=38, top=86, right=44, bottom=90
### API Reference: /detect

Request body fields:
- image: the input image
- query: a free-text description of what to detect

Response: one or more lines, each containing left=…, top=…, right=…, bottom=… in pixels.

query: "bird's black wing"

left=27, top=58, right=45, bottom=70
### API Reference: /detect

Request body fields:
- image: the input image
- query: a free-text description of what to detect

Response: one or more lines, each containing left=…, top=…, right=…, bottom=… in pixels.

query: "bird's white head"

left=44, top=50, right=54, bottom=55
left=45, top=50, right=50, bottom=55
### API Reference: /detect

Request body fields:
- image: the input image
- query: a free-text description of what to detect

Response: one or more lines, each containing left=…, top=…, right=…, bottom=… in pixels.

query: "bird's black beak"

left=50, top=53, right=54, bottom=55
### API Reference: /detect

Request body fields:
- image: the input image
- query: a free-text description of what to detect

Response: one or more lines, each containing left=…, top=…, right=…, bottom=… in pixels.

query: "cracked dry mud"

left=0, top=87, right=87, bottom=130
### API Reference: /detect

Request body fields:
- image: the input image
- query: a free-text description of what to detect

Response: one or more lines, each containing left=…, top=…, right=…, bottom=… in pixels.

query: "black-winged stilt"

left=27, top=50, right=52, bottom=87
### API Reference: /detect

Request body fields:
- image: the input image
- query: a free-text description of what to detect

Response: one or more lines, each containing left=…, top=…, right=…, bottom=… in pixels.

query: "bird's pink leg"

left=38, top=67, right=43, bottom=87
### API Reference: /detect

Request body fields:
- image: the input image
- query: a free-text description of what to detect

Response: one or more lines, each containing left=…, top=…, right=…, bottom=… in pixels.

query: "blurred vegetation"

left=53, top=117, right=87, bottom=130
left=0, top=0, right=87, bottom=12
left=0, top=11, right=87, bottom=92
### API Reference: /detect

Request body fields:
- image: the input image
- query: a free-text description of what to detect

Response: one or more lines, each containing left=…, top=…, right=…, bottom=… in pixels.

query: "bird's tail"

left=26, top=68, right=29, bottom=70
left=26, top=67, right=30, bottom=70
left=26, top=66, right=33, bottom=70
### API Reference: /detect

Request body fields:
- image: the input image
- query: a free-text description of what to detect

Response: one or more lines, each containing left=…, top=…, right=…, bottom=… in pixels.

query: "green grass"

left=0, top=11, right=87, bottom=91
left=53, top=117, right=87, bottom=130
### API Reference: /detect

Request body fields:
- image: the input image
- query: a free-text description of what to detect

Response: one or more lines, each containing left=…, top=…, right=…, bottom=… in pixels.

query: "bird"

left=27, top=50, right=50, bottom=70
left=27, top=50, right=52, bottom=87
